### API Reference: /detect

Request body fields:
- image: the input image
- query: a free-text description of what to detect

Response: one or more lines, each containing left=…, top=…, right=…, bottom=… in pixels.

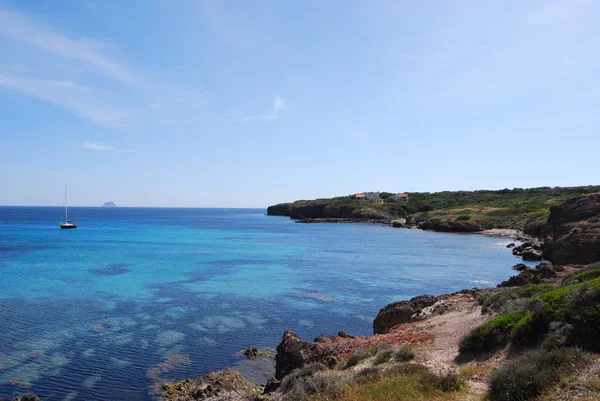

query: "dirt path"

left=412, top=292, right=498, bottom=399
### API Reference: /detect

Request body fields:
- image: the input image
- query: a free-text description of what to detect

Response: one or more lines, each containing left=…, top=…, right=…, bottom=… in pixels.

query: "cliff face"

left=542, top=193, right=600, bottom=265
left=267, top=201, right=399, bottom=221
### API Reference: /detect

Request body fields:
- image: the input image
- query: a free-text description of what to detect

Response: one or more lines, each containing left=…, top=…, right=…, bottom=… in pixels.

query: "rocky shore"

left=150, top=193, right=600, bottom=401
left=13, top=193, right=600, bottom=401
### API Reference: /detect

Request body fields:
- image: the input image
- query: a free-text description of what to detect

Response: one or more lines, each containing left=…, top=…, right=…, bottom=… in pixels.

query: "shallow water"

left=0, top=207, right=530, bottom=400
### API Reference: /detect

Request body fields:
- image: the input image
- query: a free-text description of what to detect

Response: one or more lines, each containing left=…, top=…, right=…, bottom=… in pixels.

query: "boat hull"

left=60, top=224, right=77, bottom=229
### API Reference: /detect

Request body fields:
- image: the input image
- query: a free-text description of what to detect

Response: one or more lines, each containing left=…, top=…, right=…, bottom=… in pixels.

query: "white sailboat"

left=60, top=185, right=77, bottom=229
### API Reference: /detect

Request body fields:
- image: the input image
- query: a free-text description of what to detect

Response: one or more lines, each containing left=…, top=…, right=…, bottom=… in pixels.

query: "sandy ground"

left=412, top=292, right=504, bottom=399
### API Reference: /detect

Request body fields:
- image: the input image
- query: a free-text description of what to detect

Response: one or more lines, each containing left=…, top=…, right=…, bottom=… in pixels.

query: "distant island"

left=102, top=201, right=117, bottom=208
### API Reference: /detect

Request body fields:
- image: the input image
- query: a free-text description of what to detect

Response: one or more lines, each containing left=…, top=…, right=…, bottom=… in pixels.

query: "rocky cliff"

left=542, top=193, right=600, bottom=264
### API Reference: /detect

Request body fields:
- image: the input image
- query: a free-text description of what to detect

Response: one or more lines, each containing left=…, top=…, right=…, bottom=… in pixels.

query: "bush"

left=338, top=348, right=372, bottom=370
left=395, top=345, right=415, bottom=362
left=489, top=348, right=582, bottom=401
left=373, top=349, right=394, bottom=365
left=438, top=372, right=466, bottom=393
left=481, top=285, right=553, bottom=313
left=281, top=372, right=343, bottom=401
left=456, top=215, right=471, bottom=221
left=352, top=366, right=382, bottom=383
left=562, top=269, right=600, bottom=286
left=563, top=286, right=600, bottom=351
left=459, top=312, right=528, bottom=353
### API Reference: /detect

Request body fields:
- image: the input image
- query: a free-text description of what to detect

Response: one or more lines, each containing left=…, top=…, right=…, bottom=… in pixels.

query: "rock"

left=512, top=263, right=529, bottom=271
left=498, top=262, right=557, bottom=287
left=242, top=347, right=266, bottom=359
left=313, top=334, right=329, bottom=343
left=12, top=395, right=40, bottom=401
left=412, top=300, right=450, bottom=320
left=417, top=219, right=484, bottom=232
left=373, top=295, right=438, bottom=334
left=337, top=331, right=355, bottom=339
left=543, top=194, right=600, bottom=265
left=275, top=330, right=307, bottom=380
left=162, top=369, right=253, bottom=400
left=263, top=379, right=280, bottom=394
left=506, top=243, right=516, bottom=248
left=522, top=247, right=543, bottom=261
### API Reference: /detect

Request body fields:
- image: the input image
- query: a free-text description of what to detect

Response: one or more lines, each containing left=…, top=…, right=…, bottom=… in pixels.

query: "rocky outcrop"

left=267, top=202, right=395, bottom=221
left=413, top=219, right=485, bottom=233
left=372, top=295, right=438, bottom=334
left=11, top=395, right=40, bottom=401
left=162, top=369, right=254, bottom=401
left=241, top=347, right=267, bottom=359
left=297, top=218, right=387, bottom=224
left=498, top=263, right=560, bottom=287
left=542, top=194, right=600, bottom=265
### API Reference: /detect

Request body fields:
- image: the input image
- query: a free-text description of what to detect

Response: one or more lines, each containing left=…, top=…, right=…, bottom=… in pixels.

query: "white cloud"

left=0, top=74, right=128, bottom=125
left=234, top=96, right=286, bottom=122
left=82, top=142, right=128, bottom=152
left=0, top=8, right=137, bottom=86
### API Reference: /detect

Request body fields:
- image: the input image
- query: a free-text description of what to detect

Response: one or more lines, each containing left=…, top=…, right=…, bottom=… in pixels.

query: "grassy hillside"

left=268, top=186, right=600, bottom=229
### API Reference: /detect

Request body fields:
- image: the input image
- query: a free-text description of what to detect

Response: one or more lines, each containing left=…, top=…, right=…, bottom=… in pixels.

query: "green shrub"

left=438, top=372, right=466, bottom=393
left=538, top=277, right=600, bottom=320
left=339, top=350, right=369, bottom=370
left=489, top=348, right=582, bottom=401
left=459, top=312, right=527, bottom=353
left=510, top=312, right=547, bottom=346
left=395, top=345, right=415, bottom=362
left=562, top=269, right=600, bottom=286
left=563, top=286, right=600, bottom=351
left=456, top=215, right=471, bottom=221
left=481, top=285, right=553, bottom=313
left=373, top=349, right=394, bottom=366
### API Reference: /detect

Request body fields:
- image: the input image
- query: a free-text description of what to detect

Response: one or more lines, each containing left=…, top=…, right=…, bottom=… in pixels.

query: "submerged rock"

left=241, top=347, right=266, bottom=359
left=12, top=394, right=40, bottom=401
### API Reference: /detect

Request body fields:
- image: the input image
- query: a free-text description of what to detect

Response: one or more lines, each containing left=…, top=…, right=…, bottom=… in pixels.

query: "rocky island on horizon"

left=101, top=201, right=117, bottom=208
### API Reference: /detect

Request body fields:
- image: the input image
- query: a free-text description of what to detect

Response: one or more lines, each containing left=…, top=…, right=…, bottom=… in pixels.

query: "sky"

left=0, top=0, right=599, bottom=207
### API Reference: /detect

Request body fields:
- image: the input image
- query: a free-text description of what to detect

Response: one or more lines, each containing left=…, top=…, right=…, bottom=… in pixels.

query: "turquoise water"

left=0, top=207, right=529, bottom=400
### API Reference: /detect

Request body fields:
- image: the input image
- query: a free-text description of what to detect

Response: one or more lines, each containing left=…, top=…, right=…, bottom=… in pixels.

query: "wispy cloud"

left=149, top=64, right=188, bottom=77
left=0, top=74, right=128, bottom=125
left=82, top=142, right=128, bottom=152
left=0, top=8, right=137, bottom=86
left=233, top=96, right=286, bottom=122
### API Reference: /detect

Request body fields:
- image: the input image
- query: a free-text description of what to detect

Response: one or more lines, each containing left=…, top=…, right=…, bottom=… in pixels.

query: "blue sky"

left=1, top=1, right=599, bottom=207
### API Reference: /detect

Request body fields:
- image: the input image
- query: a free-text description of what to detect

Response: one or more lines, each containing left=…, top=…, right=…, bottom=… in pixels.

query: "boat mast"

left=64, top=185, right=68, bottom=222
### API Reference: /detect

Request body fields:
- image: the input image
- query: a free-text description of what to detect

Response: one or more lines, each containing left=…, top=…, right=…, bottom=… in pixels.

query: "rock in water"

left=241, top=347, right=266, bottom=358
left=12, top=395, right=40, bottom=401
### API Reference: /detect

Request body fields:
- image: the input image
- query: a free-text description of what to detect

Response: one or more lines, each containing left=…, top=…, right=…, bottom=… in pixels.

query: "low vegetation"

left=268, top=186, right=600, bottom=228
left=303, top=364, right=467, bottom=401
left=457, top=261, right=600, bottom=400
left=459, top=312, right=528, bottom=353
left=489, top=348, right=583, bottom=401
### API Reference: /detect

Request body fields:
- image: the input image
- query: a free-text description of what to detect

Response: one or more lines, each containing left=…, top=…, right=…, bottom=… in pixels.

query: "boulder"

left=543, top=194, right=600, bottom=265
left=512, top=263, right=529, bottom=271
left=275, top=330, right=305, bottom=380
left=417, top=219, right=484, bottom=232
left=506, top=243, right=516, bottom=248
left=162, top=370, right=254, bottom=401
left=337, top=331, right=355, bottom=339
left=522, top=247, right=543, bottom=261
left=12, top=395, right=40, bottom=401
left=242, top=347, right=266, bottom=359
left=373, top=295, right=438, bottom=334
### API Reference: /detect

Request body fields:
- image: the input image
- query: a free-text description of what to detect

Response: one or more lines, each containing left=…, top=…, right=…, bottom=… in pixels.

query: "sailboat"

left=60, top=185, right=77, bottom=229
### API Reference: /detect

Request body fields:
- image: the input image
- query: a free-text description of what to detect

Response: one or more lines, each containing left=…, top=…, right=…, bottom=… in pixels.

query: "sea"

left=0, top=207, right=532, bottom=400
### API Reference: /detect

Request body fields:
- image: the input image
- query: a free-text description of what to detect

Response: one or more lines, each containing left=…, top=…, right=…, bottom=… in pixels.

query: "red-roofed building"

left=392, top=193, right=409, bottom=201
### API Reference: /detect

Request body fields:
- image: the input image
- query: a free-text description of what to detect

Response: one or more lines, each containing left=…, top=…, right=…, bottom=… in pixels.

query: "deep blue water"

left=0, top=207, right=530, bottom=400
